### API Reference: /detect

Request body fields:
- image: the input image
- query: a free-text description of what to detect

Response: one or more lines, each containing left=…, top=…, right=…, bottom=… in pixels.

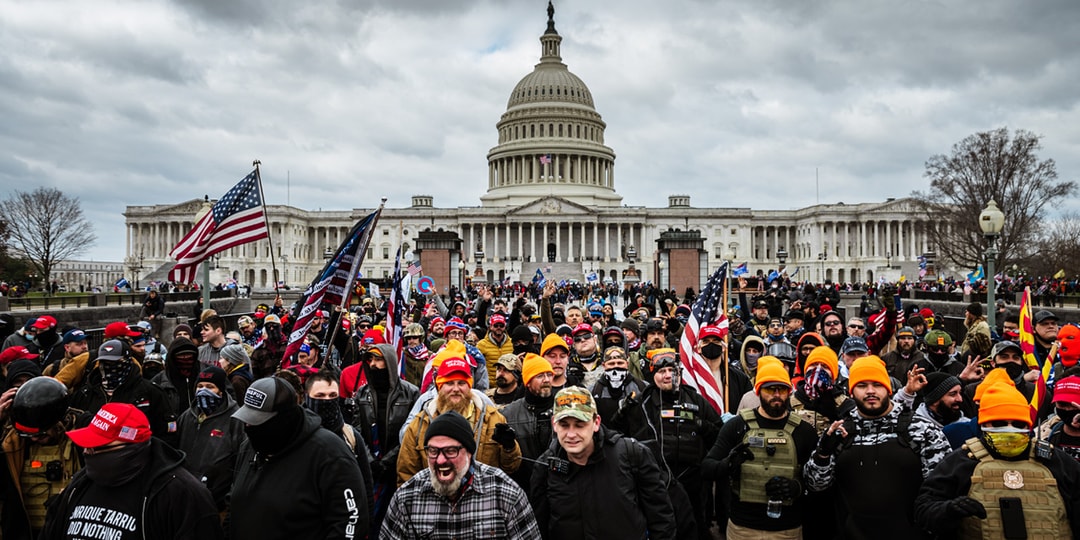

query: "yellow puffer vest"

left=735, top=409, right=804, bottom=505
left=960, top=438, right=1071, bottom=539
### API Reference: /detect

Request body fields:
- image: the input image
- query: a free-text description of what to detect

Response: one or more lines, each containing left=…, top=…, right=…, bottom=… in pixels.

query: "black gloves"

left=818, top=429, right=846, bottom=457
left=765, top=476, right=801, bottom=501
left=727, top=442, right=754, bottom=468
left=947, top=496, right=987, bottom=519
left=492, top=423, right=517, bottom=450
left=370, top=457, right=395, bottom=481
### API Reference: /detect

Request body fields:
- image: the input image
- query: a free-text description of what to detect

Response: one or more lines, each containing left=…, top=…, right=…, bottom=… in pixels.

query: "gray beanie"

left=220, top=343, right=250, bottom=366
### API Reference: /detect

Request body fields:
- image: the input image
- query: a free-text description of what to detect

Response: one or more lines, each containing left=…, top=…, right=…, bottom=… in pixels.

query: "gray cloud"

left=1, top=0, right=1077, bottom=262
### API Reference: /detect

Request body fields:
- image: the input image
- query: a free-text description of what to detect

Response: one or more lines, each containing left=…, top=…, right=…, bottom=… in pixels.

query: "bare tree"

left=912, top=127, right=1076, bottom=271
left=1029, top=212, right=1080, bottom=278
left=0, top=188, right=96, bottom=294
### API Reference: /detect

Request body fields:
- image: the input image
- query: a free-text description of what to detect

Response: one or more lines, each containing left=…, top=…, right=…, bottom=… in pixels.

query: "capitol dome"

left=481, top=2, right=620, bottom=208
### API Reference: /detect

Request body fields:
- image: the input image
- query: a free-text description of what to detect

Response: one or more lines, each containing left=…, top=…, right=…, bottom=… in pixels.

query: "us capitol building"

left=123, top=6, right=941, bottom=295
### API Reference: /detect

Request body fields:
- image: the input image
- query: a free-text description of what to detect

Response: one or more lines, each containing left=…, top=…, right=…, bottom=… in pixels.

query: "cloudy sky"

left=2, top=0, right=1078, bottom=262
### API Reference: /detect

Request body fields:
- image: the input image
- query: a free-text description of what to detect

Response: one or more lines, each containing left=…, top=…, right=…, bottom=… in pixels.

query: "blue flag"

left=767, top=270, right=780, bottom=283
left=789, top=267, right=799, bottom=278
left=967, top=264, right=985, bottom=284
left=532, top=268, right=546, bottom=287
left=115, top=277, right=130, bottom=289
left=732, top=262, right=749, bottom=277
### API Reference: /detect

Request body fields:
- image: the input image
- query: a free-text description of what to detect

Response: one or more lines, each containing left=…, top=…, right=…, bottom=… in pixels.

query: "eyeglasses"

left=573, top=335, right=594, bottom=343
left=768, top=323, right=783, bottom=328
left=405, top=336, right=421, bottom=340
left=985, top=420, right=1029, bottom=430
left=760, top=385, right=791, bottom=396
left=848, top=324, right=865, bottom=329
left=824, top=320, right=842, bottom=327
left=424, top=445, right=464, bottom=459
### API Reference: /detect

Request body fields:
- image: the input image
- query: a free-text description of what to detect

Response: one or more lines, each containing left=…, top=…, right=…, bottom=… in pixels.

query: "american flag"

left=169, top=170, right=268, bottom=283
left=539, top=154, right=552, bottom=165
left=678, top=262, right=729, bottom=413
left=407, top=260, right=422, bottom=277
left=285, top=211, right=379, bottom=362
left=385, top=246, right=413, bottom=377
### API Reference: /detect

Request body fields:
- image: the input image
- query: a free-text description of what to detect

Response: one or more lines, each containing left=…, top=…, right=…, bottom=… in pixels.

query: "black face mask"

left=244, top=406, right=305, bottom=456
left=304, top=396, right=345, bottom=432
left=701, top=343, right=724, bottom=360
left=84, top=442, right=151, bottom=487
left=927, top=351, right=950, bottom=367
left=513, top=343, right=539, bottom=355
left=1002, top=362, right=1025, bottom=380
left=99, top=361, right=133, bottom=392
left=1057, top=407, right=1080, bottom=427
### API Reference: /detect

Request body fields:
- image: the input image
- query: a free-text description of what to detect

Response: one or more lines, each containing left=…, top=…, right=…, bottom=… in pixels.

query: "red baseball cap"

left=699, top=325, right=729, bottom=340
left=66, top=403, right=152, bottom=448
left=489, top=314, right=507, bottom=326
left=1054, top=376, right=1080, bottom=404
left=362, top=329, right=386, bottom=345
left=572, top=323, right=595, bottom=336
left=436, top=357, right=473, bottom=387
left=31, top=315, right=57, bottom=331
left=0, top=346, right=39, bottom=365
left=104, top=321, right=141, bottom=338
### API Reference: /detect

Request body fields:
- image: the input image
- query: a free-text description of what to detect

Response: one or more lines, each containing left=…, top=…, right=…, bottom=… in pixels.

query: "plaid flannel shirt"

left=380, top=461, right=541, bottom=540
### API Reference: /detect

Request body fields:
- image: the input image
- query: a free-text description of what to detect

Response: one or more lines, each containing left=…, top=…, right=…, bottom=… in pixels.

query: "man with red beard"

left=396, top=342, right=521, bottom=486
left=381, top=411, right=541, bottom=539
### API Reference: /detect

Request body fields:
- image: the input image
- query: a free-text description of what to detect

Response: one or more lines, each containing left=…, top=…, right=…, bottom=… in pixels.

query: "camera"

left=45, top=461, right=63, bottom=482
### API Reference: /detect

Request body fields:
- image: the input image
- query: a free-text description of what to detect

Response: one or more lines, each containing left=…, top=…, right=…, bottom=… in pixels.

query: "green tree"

left=912, top=127, right=1076, bottom=271
left=0, top=188, right=96, bottom=294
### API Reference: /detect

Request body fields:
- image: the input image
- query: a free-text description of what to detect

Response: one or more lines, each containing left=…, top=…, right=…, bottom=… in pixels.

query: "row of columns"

left=751, top=219, right=932, bottom=263
left=489, top=154, right=613, bottom=189
left=460, top=222, right=642, bottom=264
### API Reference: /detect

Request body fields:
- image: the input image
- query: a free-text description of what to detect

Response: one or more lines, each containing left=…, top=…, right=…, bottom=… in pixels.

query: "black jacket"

left=177, top=394, right=246, bottom=510
left=40, top=438, right=223, bottom=540
left=229, top=409, right=369, bottom=540
left=612, top=384, right=722, bottom=473
left=69, top=362, right=173, bottom=444
left=501, top=392, right=554, bottom=492
left=530, top=425, right=676, bottom=540
left=351, top=343, right=420, bottom=485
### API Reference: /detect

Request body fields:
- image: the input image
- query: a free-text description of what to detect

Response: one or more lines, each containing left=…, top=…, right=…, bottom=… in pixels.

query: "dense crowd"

left=0, top=276, right=1079, bottom=539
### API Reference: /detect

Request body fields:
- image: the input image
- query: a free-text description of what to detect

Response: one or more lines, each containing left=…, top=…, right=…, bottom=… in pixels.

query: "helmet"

left=767, top=342, right=797, bottom=364
left=403, top=323, right=425, bottom=338
left=647, top=348, right=679, bottom=374
left=12, top=377, right=70, bottom=434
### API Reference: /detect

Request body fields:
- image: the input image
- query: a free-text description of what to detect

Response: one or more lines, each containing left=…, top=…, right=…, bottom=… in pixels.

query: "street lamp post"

left=658, top=260, right=666, bottom=291
left=817, top=252, right=827, bottom=282
left=776, top=247, right=788, bottom=275
left=980, top=200, right=1006, bottom=331
left=458, top=260, right=466, bottom=294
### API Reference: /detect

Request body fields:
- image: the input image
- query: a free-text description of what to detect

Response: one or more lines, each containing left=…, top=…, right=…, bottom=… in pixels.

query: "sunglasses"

left=573, top=334, right=594, bottom=343
left=848, top=324, right=865, bottom=329
left=824, top=320, right=842, bottom=327
left=985, top=420, right=1029, bottom=430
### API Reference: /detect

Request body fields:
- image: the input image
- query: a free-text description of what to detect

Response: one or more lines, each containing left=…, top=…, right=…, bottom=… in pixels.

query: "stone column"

left=592, top=222, right=598, bottom=261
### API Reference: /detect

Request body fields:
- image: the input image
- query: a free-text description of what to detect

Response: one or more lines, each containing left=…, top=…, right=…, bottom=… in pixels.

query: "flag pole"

left=253, top=160, right=281, bottom=297
left=722, top=262, right=730, bottom=413
left=323, top=198, right=387, bottom=369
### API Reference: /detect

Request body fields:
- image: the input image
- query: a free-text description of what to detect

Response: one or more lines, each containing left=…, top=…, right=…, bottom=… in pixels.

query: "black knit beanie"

left=919, top=371, right=961, bottom=405
left=424, top=411, right=476, bottom=455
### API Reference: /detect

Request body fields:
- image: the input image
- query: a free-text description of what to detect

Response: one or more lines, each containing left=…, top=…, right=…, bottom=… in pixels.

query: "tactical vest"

left=960, top=438, right=1071, bottom=540
left=20, top=440, right=78, bottom=529
left=790, top=393, right=847, bottom=436
left=735, top=409, right=804, bottom=504
left=659, top=397, right=705, bottom=466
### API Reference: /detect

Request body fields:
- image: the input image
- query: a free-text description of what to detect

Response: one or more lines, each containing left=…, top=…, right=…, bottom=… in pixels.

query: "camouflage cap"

left=553, top=386, right=597, bottom=422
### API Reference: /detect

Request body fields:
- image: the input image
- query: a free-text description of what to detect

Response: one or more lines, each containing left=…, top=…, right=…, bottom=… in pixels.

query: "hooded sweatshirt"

left=739, top=335, right=767, bottom=382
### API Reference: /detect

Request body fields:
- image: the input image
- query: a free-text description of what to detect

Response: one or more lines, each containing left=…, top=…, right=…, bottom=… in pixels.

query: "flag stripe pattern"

left=169, top=170, right=268, bottom=283
left=386, top=247, right=413, bottom=378
left=678, top=263, right=729, bottom=413
left=1019, top=286, right=1051, bottom=421
left=285, top=211, right=378, bottom=362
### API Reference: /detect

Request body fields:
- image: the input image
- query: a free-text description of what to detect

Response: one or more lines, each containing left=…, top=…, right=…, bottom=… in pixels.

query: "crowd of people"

left=0, top=275, right=1078, bottom=539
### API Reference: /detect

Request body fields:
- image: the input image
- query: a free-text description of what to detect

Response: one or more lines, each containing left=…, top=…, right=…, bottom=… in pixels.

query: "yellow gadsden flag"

left=1054, top=269, right=1066, bottom=279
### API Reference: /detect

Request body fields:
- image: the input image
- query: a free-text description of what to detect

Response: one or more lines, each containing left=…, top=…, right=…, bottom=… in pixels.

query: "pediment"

left=160, top=198, right=211, bottom=216
left=509, top=196, right=594, bottom=217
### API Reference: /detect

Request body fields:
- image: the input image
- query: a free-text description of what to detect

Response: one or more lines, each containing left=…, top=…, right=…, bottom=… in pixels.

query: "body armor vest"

left=659, top=397, right=706, bottom=466
left=20, top=440, right=78, bottom=529
left=790, top=393, right=847, bottom=436
left=735, top=409, right=804, bottom=504
left=960, top=438, right=1071, bottom=539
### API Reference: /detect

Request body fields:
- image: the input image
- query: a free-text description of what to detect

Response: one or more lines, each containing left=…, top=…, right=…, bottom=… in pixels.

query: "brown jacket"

left=396, top=390, right=521, bottom=487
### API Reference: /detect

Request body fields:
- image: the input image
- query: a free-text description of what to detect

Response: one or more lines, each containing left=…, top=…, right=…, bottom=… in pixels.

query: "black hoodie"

left=40, top=438, right=223, bottom=539
left=153, top=337, right=200, bottom=427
